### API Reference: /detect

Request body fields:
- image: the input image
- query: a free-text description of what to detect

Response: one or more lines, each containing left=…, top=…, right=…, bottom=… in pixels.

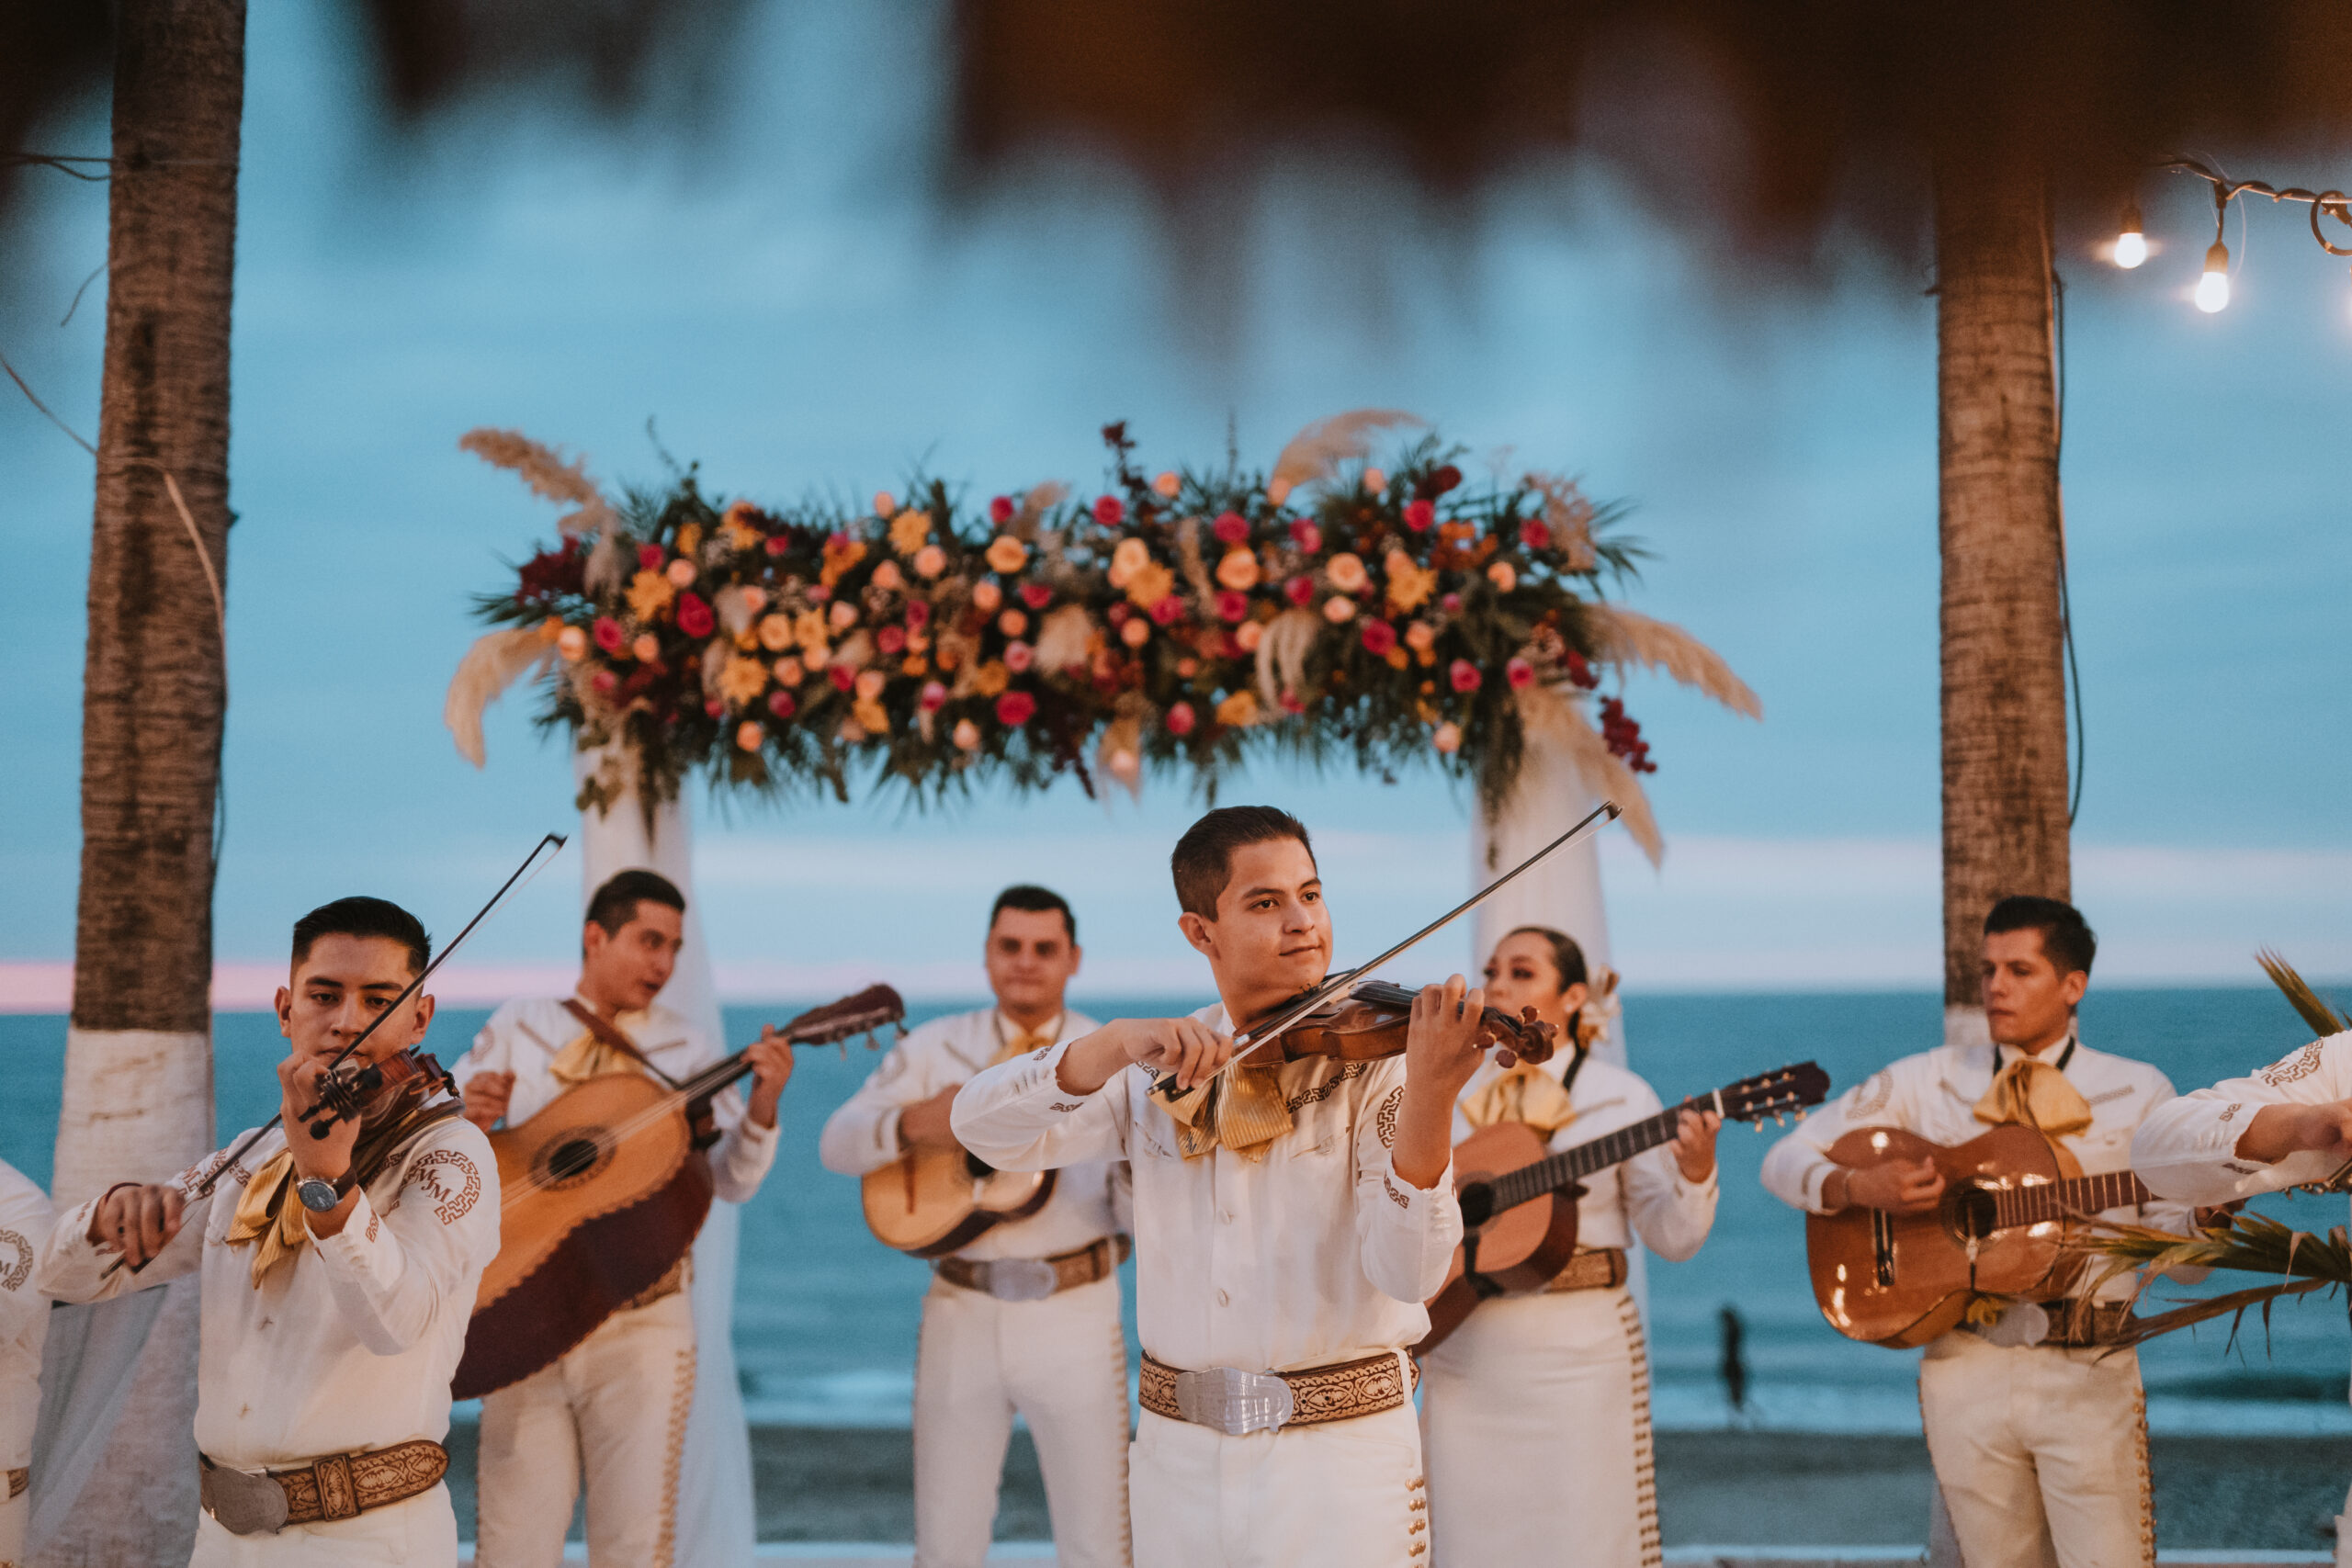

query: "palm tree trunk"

left=1933, top=153, right=2071, bottom=1037
left=45, top=2, right=243, bottom=1560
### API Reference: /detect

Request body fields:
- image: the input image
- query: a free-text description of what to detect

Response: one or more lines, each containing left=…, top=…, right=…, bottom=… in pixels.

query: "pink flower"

left=764, top=536, right=790, bottom=556
left=1403, top=500, right=1435, bottom=532
left=1361, top=619, right=1398, bottom=656
left=1148, top=594, right=1182, bottom=626
left=1021, top=582, right=1053, bottom=610
left=767, top=690, right=797, bottom=719
left=830, top=666, right=855, bottom=692
left=705, top=698, right=726, bottom=718
left=989, top=495, right=1016, bottom=525
left=1213, top=511, right=1250, bottom=545
left=919, top=681, right=948, bottom=712
left=591, top=670, right=618, bottom=695
left=1166, top=702, right=1196, bottom=737
left=1506, top=657, right=1535, bottom=689
left=904, top=599, right=932, bottom=630
left=1449, top=659, right=1482, bottom=694
left=1004, top=641, right=1035, bottom=672
left=1106, top=602, right=1131, bottom=626
left=1433, top=721, right=1462, bottom=754
left=1288, top=520, right=1322, bottom=553
left=1093, top=494, right=1125, bottom=525
left=996, top=690, right=1037, bottom=727
left=593, top=616, right=625, bottom=654
left=1216, top=590, right=1250, bottom=623
left=876, top=625, right=908, bottom=655
left=1280, top=689, right=1306, bottom=716
left=808, top=582, right=831, bottom=604
left=1441, top=592, right=1463, bottom=613
left=1520, top=518, right=1551, bottom=550
left=637, top=544, right=664, bottom=570
left=1285, top=575, right=1316, bottom=607
left=676, top=592, right=715, bottom=638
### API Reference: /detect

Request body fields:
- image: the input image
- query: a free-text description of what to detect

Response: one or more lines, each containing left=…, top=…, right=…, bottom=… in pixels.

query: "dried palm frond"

left=1033, top=604, right=1096, bottom=673
left=1012, top=481, right=1068, bottom=537
left=1269, top=410, right=1423, bottom=494
left=1584, top=604, right=1761, bottom=719
left=460, top=428, right=617, bottom=536
left=1516, top=683, right=1664, bottom=866
left=2078, top=1210, right=2351, bottom=1351
left=584, top=528, right=628, bottom=598
left=1254, top=606, right=1323, bottom=706
left=446, top=627, right=556, bottom=767
left=2256, top=948, right=2352, bottom=1038
left=1096, top=713, right=1145, bottom=800
left=1175, top=514, right=1216, bottom=603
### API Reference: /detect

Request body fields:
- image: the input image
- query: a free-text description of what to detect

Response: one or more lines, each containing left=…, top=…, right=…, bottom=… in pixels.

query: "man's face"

left=276, top=933, right=434, bottom=1066
left=1179, top=837, right=1332, bottom=1004
left=1980, top=927, right=2086, bottom=1051
left=985, top=906, right=1081, bottom=1019
left=582, top=900, right=684, bottom=1011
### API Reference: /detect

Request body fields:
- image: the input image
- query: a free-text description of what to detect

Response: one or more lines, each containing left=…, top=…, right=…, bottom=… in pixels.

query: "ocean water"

left=4, top=988, right=2346, bottom=1434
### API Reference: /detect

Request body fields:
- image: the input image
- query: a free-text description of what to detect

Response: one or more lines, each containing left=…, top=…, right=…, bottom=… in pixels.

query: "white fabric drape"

left=573, top=748, right=756, bottom=1568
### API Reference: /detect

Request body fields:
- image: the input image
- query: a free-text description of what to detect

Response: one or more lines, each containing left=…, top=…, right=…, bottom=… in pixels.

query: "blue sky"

left=2, top=6, right=2346, bottom=1001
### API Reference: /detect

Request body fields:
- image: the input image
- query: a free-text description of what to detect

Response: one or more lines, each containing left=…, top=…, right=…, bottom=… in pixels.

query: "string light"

left=2124, top=157, right=2352, bottom=317
left=2195, top=242, right=2231, bottom=312
left=2111, top=202, right=2147, bottom=269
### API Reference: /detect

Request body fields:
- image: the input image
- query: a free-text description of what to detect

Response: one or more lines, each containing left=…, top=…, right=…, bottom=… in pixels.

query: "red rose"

left=1021, top=582, right=1053, bottom=610
left=764, top=535, right=789, bottom=556
left=1430, top=464, right=1463, bottom=495
left=1214, top=511, right=1250, bottom=544
left=1520, top=518, right=1551, bottom=550
left=1148, top=594, right=1182, bottom=626
left=1285, top=576, right=1315, bottom=607
left=830, top=666, right=855, bottom=692
left=637, top=544, right=664, bottom=570
left=904, top=600, right=931, bottom=629
left=1166, top=702, right=1196, bottom=737
left=876, top=625, right=908, bottom=655
left=593, top=616, right=625, bottom=653
left=1403, top=500, right=1435, bottom=532
left=1441, top=592, right=1463, bottom=614
left=1288, top=520, right=1322, bottom=553
left=1216, top=591, right=1250, bottom=623
left=704, top=698, right=726, bottom=718
left=1506, top=657, right=1535, bottom=689
left=808, top=582, right=831, bottom=603
left=1107, top=603, right=1132, bottom=626
left=919, top=681, right=948, bottom=712
left=1093, top=495, right=1125, bottom=525
left=828, top=530, right=851, bottom=548
left=989, top=495, right=1016, bottom=525
left=591, top=670, right=618, bottom=695
left=1565, top=649, right=1599, bottom=690
left=767, top=690, right=797, bottom=719
left=1361, top=619, right=1398, bottom=656
left=1449, top=659, right=1482, bottom=693
left=676, top=592, right=715, bottom=638
left=996, top=690, right=1037, bottom=727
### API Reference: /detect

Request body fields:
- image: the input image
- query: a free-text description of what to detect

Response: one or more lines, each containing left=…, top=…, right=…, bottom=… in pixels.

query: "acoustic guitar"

left=1804, top=1123, right=2153, bottom=1348
left=1419, top=1062, right=1830, bottom=1351
left=862, top=1146, right=1057, bottom=1258
left=454, top=984, right=905, bottom=1398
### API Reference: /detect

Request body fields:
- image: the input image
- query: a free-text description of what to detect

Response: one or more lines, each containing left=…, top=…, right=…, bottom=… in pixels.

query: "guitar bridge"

left=1871, top=1209, right=1895, bottom=1288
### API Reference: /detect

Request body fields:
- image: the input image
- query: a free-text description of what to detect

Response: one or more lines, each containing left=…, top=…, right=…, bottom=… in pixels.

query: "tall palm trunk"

left=46, top=2, right=243, bottom=1561
left=1933, top=152, right=2071, bottom=1037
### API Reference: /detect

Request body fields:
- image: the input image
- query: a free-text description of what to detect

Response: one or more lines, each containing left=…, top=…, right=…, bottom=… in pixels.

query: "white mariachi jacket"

left=34, top=1113, right=498, bottom=1472
left=2132, top=1030, right=2352, bottom=1203
left=818, top=1007, right=1128, bottom=1262
left=951, top=1001, right=1463, bottom=1375
left=0, top=1158, right=53, bottom=1474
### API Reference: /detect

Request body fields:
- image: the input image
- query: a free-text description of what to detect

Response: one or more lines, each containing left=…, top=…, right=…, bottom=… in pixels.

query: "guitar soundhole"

left=1952, top=1184, right=1998, bottom=1242
left=548, top=1136, right=603, bottom=1183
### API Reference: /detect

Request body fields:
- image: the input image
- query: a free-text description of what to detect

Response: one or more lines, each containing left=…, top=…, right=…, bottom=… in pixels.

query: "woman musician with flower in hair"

left=1418, top=928, right=1720, bottom=1568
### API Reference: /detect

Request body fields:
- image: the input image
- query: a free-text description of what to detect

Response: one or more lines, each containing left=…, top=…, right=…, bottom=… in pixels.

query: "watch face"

left=298, top=1178, right=341, bottom=1213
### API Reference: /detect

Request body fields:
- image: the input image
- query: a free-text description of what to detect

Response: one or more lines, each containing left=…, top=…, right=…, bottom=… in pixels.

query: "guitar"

left=1419, top=1062, right=1831, bottom=1351
left=862, top=1147, right=1057, bottom=1258
left=454, top=984, right=905, bottom=1398
left=1805, top=1123, right=2154, bottom=1348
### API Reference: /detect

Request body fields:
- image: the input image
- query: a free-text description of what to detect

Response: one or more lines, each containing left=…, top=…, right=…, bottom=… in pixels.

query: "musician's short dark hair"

left=1171, top=807, right=1316, bottom=919
left=291, top=897, right=431, bottom=977
left=990, top=885, right=1076, bottom=944
left=586, top=870, right=687, bottom=937
left=1502, top=925, right=1589, bottom=993
left=1984, top=896, right=2097, bottom=978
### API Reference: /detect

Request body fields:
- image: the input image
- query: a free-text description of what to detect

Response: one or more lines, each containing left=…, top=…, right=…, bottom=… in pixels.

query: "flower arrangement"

left=452, top=412, right=1758, bottom=840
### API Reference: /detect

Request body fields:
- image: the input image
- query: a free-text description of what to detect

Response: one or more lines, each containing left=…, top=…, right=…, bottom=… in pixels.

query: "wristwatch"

left=296, top=1177, right=343, bottom=1213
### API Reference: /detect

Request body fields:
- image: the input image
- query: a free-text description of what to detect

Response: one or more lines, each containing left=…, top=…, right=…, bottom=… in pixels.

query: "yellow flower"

left=1487, top=560, right=1518, bottom=592
left=820, top=536, right=867, bottom=588
left=718, top=656, right=769, bottom=706
left=794, top=610, right=830, bottom=653
left=1215, top=690, right=1261, bottom=728
left=1326, top=552, right=1368, bottom=593
left=676, top=523, right=704, bottom=558
left=853, top=696, right=889, bottom=733
left=889, top=509, right=932, bottom=557
left=973, top=660, right=1011, bottom=697
left=1108, top=537, right=1151, bottom=588
left=901, top=655, right=930, bottom=677
left=1384, top=646, right=1410, bottom=671
left=721, top=502, right=763, bottom=552
left=1216, top=548, right=1260, bottom=591
left=758, top=614, right=796, bottom=652
left=1385, top=551, right=1437, bottom=614
left=1125, top=561, right=1176, bottom=609
left=627, top=570, right=675, bottom=622
left=985, top=534, right=1030, bottom=574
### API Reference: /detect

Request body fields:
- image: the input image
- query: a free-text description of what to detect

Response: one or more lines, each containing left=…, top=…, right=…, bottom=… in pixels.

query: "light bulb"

left=2113, top=203, right=2146, bottom=268
left=2195, top=241, right=2230, bottom=313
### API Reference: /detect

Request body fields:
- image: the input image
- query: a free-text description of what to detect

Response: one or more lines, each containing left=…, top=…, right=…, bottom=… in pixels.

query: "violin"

left=1152, top=978, right=1557, bottom=1103
left=304, top=1047, right=458, bottom=1132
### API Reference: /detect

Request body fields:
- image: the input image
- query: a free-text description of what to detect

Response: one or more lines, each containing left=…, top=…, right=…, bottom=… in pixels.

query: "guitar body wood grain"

left=861, top=1145, right=1057, bottom=1258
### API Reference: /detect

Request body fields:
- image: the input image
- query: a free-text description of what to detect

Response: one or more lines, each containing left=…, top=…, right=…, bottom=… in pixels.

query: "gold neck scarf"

left=1459, top=1055, right=1581, bottom=1135
left=988, top=1015, right=1060, bottom=1067
left=1972, top=1041, right=2093, bottom=1137
left=225, top=1084, right=458, bottom=1289
left=1158, top=1053, right=1294, bottom=1162
left=549, top=1001, right=650, bottom=1088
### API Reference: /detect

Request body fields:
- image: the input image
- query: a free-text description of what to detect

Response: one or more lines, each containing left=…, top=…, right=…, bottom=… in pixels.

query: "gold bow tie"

left=1973, top=1052, right=2093, bottom=1137
left=550, top=1028, right=640, bottom=1087
left=224, top=1152, right=312, bottom=1289
left=989, top=1025, right=1058, bottom=1066
left=1158, top=1055, right=1294, bottom=1162
left=1459, top=1061, right=1579, bottom=1135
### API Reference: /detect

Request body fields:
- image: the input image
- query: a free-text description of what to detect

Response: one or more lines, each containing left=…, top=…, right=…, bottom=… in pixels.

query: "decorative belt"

left=6, top=1466, right=24, bottom=1500
left=935, top=1235, right=1129, bottom=1303
left=1542, top=1246, right=1629, bottom=1294
left=198, top=1440, right=447, bottom=1536
left=1139, top=1349, right=1418, bottom=1437
left=1961, top=1297, right=2133, bottom=1349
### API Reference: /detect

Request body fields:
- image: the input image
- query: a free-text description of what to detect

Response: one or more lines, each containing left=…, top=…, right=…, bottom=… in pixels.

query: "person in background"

left=1419, top=926, right=1718, bottom=1568
left=820, top=886, right=1131, bottom=1568
left=1760, top=896, right=2192, bottom=1568
left=0, top=1156, right=53, bottom=1567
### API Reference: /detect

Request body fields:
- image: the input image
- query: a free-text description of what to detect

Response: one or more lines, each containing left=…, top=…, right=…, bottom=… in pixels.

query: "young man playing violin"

left=820, top=885, right=1132, bottom=1568
left=35, top=897, right=498, bottom=1566
left=952, top=805, right=1490, bottom=1568
left=449, top=867, right=794, bottom=1568
left=1760, top=897, right=2192, bottom=1568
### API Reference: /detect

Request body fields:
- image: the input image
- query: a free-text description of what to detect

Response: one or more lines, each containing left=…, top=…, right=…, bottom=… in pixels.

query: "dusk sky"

left=4, top=6, right=2346, bottom=1005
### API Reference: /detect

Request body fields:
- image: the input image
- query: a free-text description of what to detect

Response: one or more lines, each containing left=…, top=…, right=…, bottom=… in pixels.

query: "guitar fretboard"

left=1988, top=1168, right=2151, bottom=1229
left=1484, top=1103, right=1691, bottom=1213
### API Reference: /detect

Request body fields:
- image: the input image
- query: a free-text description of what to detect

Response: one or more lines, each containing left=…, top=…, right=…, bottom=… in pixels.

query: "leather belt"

left=1139, top=1349, right=1418, bottom=1437
left=198, top=1440, right=447, bottom=1536
left=1960, top=1296, right=2133, bottom=1349
left=1542, top=1246, right=1629, bottom=1294
left=622, top=1254, right=691, bottom=1313
left=935, top=1235, right=1129, bottom=1303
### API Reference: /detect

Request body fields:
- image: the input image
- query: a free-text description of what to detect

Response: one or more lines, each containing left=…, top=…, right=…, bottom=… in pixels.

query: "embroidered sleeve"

left=313, top=1122, right=501, bottom=1356
left=2134, top=1033, right=2352, bottom=1204
left=1351, top=1058, right=1463, bottom=1304
left=950, top=1038, right=1131, bottom=1170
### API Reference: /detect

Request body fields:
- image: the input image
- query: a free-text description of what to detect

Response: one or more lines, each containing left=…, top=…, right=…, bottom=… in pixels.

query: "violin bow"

left=1151, top=800, right=1622, bottom=1105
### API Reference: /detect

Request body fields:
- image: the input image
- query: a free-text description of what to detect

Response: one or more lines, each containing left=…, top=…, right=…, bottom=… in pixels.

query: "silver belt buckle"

left=1173, top=1366, right=1295, bottom=1437
left=983, top=1258, right=1059, bottom=1303
left=199, top=1457, right=290, bottom=1537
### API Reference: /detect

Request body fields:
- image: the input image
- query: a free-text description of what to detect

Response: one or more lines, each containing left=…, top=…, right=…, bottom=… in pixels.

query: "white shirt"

left=35, top=1113, right=499, bottom=1471
left=449, top=995, right=779, bottom=1204
left=2132, top=1030, right=2352, bottom=1204
left=951, top=1002, right=1463, bottom=1374
left=0, top=1158, right=53, bottom=1471
left=1759, top=1036, right=2194, bottom=1304
left=1453, top=1051, right=1718, bottom=1259
left=819, top=1007, right=1127, bottom=1261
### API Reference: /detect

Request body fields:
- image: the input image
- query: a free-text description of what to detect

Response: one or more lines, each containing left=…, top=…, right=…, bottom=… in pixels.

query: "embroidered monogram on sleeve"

left=1849, top=1070, right=1894, bottom=1119
left=2219, top=1103, right=2241, bottom=1122
left=0, top=1228, right=29, bottom=1291
left=1048, top=1101, right=1084, bottom=1112
left=2260, top=1042, right=2326, bottom=1087
left=1375, top=1089, right=1402, bottom=1148
left=404, top=1150, right=481, bottom=1224
left=175, top=1147, right=232, bottom=1193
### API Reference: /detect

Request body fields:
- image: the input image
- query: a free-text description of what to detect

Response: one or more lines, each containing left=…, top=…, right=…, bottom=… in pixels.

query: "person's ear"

left=275, top=986, right=294, bottom=1039
left=1178, top=911, right=1216, bottom=960
left=2060, top=970, right=2088, bottom=1009
left=582, top=921, right=604, bottom=960
left=413, top=992, right=437, bottom=1037
left=1560, top=981, right=1590, bottom=1014
left=1067, top=942, right=1082, bottom=976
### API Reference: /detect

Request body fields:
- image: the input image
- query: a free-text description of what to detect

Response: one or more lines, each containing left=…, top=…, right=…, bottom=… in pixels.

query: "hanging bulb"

left=2112, top=202, right=2147, bottom=269
left=2195, top=241, right=2231, bottom=312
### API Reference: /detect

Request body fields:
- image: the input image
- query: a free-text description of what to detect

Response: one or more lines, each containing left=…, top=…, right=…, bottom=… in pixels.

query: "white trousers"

left=1, top=1485, right=23, bottom=1568
left=474, top=1288, right=698, bottom=1568
left=914, top=1273, right=1131, bottom=1568
left=1918, top=1330, right=2154, bottom=1568
left=1129, top=1395, right=1428, bottom=1568
left=1419, top=1286, right=1657, bottom=1568
left=187, top=1484, right=457, bottom=1567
